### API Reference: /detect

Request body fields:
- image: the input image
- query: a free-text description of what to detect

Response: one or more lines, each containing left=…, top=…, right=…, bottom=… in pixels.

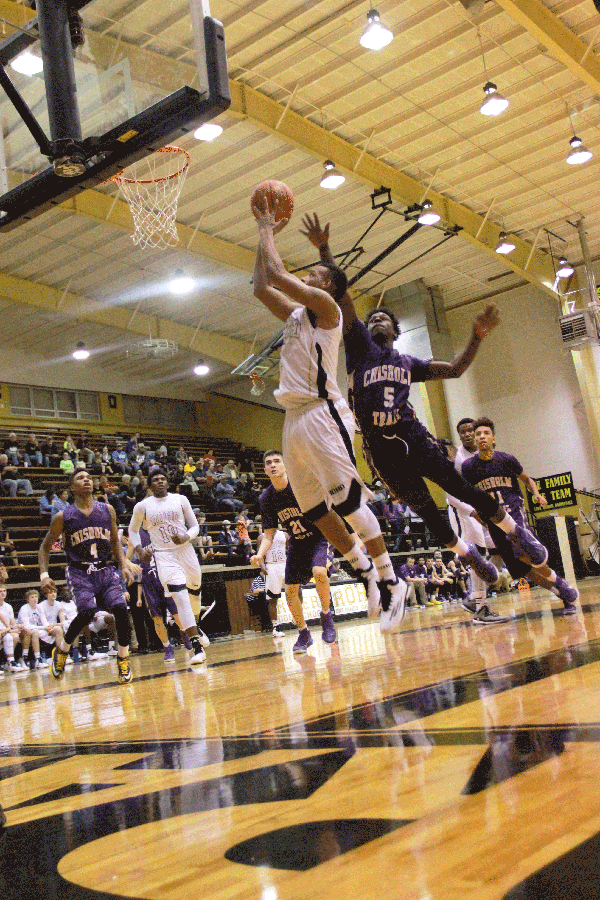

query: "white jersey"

left=274, top=305, right=343, bottom=410
left=60, top=599, right=78, bottom=623
left=129, top=493, right=198, bottom=553
left=0, top=599, right=13, bottom=627
left=447, top=444, right=477, bottom=514
left=265, top=529, right=286, bottom=566
left=39, top=599, right=61, bottom=625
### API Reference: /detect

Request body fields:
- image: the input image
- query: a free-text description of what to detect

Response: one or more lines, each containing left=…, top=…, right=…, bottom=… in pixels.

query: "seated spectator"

left=0, top=517, right=23, bottom=568
left=40, top=487, right=57, bottom=521
left=111, top=441, right=129, bottom=474
left=180, top=472, right=199, bottom=500
left=157, top=442, right=168, bottom=461
left=51, top=488, right=70, bottom=517
left=170, top=463, right=186, bottom=491
left=0, top=585, right=24, bottom=671
left=217, top=520, right=237, bottom=558
left=45, top=435, right=62, bottom=467
left=397, top=555, right=428, bottom=608
left=425, top=558, right=444, bottom=606
left=431, top=551, right=454, bottom=601
left=126, top=433, right=140, bottom=460
left=63, top=434, right=77, bottom=459
left=0, top=454, right=33, bottom=497
left=117, top=474, right=137, bottom=512
left=60, top=451, right=75, bottom=474
left=234, top=514, right=252, bottom=563
left=17, top=588, right=52, bottom=668
left=216, top=474, right=244, bottom=512
left=3, top=432, right=23, bottom=466
left=38, top=588, right=65, bottom=657
left=223, top=459, right=239, bottom=480
left=184, top=455, right=198, bottom=474
left=236, top=446, right=255, bottom=475
left=383, top=499, right=407, bottom=550
left=368, top=480, right=388, bottom=518
left=447, top=555, right=468, bottom=600
left=204, top=447, right=217, bottom=466
left=191, top=510, right=214, bottom=561
left=88, top=451, right=104, bottom=476
left=101, top=445, right=114, bottom=471
left=76, top=435, right=94, bottom=466
left=24, top=433, right=48, bottom=467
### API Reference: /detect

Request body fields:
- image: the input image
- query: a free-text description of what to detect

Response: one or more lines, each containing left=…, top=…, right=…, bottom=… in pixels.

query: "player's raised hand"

left=252, top=196, right=289, bottom=233
left=300, top=212, right=330, bottom=249
left=473, top=303, right=500, bottom=339
left=122, top=558, right=141, bottom=585
left=41, top=574, right=56, bottom=594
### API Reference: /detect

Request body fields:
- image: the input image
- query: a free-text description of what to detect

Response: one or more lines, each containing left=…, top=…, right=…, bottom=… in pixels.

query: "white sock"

left=547, top=569, right=557, bottom=583
left=453, top=538, right=469, bottom=556
left=343, top=545, right=371, bottom=572
left=495, top=512, right=517, bottom=534
left=372, top=551, right=395, bottom=582
left=59, top=639, right=71, bottom=653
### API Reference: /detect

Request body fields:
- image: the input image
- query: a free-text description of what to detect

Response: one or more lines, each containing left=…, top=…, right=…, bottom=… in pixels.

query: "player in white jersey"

left=128, top=467, right=208, bottom=664
left=264, top=528, right=286, bottom=636
left=251, top=195, right=408, bottom=632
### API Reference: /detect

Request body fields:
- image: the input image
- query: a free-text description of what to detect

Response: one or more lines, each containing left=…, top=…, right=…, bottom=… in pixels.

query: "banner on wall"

left=276, top=579, right=368, bottom=625
left=530, top=471, right=576, bottom=512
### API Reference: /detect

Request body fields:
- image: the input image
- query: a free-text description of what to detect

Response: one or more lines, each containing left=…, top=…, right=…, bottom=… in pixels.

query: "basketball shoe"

left=552, top=577, right=579, bottom=614
left=356, top=562, right=381, bottom=617
left=320, top=610, right=337, bottom=643
left=379, top=578, right=408, bottom=633
left=197, top=629, right=210, bottom=648
left=292, top=628, right=313, bottom=653
left=164, top=644, right=175, bottom=662
left=463, top=544, right=498, bottom=584
left=117, top=655, right=132, bottom=684
left=51, top=646, right=69, bottom=680
left=472, top=606, right=510, bottom=625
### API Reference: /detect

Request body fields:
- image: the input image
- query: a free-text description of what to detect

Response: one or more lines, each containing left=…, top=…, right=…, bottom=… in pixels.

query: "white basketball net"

left=112, top=146, right=190, bottom=249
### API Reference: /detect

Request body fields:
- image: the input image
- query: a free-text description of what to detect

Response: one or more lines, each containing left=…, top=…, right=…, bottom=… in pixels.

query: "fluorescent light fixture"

left=320, top=160, right=345, bottom=190
left=417, top=200, right=440, bottom=225
left=169, top=270, right=194, bottom=294
left=10, top=50, right=43, bottom=76
left=360, top=9, right=393, bottom=50
left=566, top=135, right=592, bottom=165
left=495, top=231, right=515, bottom=255
left=556, top=257, right=574, bottom=278
left=480, top=81, right=509, bottom=116
left=73, top=342, right=90, bottom=360
left=194, top=122, right=223, bottom=141
left=194, top=361, right=210, bottom=376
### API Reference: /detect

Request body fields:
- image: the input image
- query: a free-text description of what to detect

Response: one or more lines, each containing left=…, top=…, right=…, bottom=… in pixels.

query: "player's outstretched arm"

left=300, top=212, right=357, bottom=334
left=250, top=528, right=276, bottom=567
left=39, top=512, right=64, bottom=594
left=127, top=502, right=145, bottom=557
left=254, top=200, right=338, bottom=328
left=109, top=505, right=140, bottom=584
left=424, top=303, right=500, bottom=380
left=253, top=244, right=300, bottom=323
left=518, top=471, right=548, bottom=506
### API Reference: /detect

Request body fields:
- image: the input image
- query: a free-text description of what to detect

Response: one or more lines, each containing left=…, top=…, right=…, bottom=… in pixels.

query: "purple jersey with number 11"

left=63, top=501, right=113, bottom=566
left=461, top=451, right=524, bottom=517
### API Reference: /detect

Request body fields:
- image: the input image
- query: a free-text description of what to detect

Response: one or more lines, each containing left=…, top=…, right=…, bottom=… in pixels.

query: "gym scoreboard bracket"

left=530, top=472, right=576, bottom=512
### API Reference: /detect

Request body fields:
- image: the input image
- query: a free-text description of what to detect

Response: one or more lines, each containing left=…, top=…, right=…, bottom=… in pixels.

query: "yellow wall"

left=198, top=395, right=285, bottom=451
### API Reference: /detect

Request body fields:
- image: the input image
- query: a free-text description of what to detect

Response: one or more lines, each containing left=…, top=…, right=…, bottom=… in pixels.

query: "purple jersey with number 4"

left=63, top=501, right=113, bottom=566
left=461, top=451, right=524, bottom=518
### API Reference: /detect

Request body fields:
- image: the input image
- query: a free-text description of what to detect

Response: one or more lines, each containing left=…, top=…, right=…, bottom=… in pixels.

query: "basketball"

left=251, top=179, right=294, bottom=225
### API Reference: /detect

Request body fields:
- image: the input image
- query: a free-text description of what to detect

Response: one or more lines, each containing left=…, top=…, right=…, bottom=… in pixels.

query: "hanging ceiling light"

left=73, top=341, right=90, bottom=360
left=169, top=269, right=194, bottom=294
left=566, top=135, right=592, bottom=165
left=480, top=81, right=509, bottom=116
left=359, top=9, right=393, bottom=50
left=495, top=231, right=515, bottom=255
left=556, top=257, right=574, bottom=278
left=194, top=360, right=210, bottom=376
left=10, top=50, right=43, bottom=76
left=194, top=122, right=223, bottom=141
left=417, top=200, right=440, bottom=225
left=320, top=160, right=345, bottom=190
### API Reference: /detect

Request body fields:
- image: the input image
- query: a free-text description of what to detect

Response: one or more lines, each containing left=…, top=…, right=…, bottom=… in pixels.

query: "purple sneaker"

left=181, top=630, right=192, bottom=650
left=552, top=576, right=579, bottom=613
left=292, top=628, right=313, bottom=653
left=463, top=544, right=498, bottom=585
left=164, top=644, right=175, bottom=662
left=507, top=524, right=548, bottom=567
left=320, top=610, right=337, bottom=644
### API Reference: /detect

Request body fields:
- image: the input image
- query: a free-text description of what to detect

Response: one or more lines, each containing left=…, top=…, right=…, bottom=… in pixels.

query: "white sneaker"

left=190, top=648, right=206, bottom=665
left=379, top=578, right=409, bottom=634
left=15, top=660, right=28, bottom=671
left=36, top=658, right=50, bottom=668
left=272, top=626, right=285, bottom=638
left=197, top=629, right=210, bottom=648
left=65, top=657, right=74, bottom=666
left=107, top=648, right=118, bottom=657
left=356, top=562, right=381, bottom=618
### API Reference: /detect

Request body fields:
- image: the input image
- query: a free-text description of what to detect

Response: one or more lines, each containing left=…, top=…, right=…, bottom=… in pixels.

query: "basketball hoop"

left=250, top=372, right=266, bottom=396
left=109, top=145, right=190, bottom=249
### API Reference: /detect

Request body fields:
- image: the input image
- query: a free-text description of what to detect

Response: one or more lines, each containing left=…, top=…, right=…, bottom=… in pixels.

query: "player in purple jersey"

left=462, top=418, right=579, bottom=613
left=251, top=450, right=337, bottom=651
left=39, top=469, right=141, bottom=683
left=299, top=213, right=548, bottom=583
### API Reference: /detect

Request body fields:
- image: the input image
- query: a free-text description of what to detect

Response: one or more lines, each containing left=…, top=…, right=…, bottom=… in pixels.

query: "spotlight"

left=417, top=200, right=440, bottom=225
left=194, top=122, right=223, bottom=141
left=495, top=231, right=515, bottom=255
left=360, top=9, right=393, bottom=50
left=556, top=258, right=574, bottom=278
left=73, top=342, right=90, bottom=360
left=169, top=269, right=194, bottom=294
left=10, top=50, right=43, bottom=76
left=320, top=160, right=345, bottom=190
left=480, top=81, right=509, bottom=116
left=566, top=135, right=592, bottom=165
left=194, top=361, right=210, bottom=376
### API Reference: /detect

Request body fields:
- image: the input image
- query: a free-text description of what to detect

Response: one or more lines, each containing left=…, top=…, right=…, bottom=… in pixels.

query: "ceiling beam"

left=0, top=270, right=252, bottom=366
left=494, top=0, right=600, bottom=95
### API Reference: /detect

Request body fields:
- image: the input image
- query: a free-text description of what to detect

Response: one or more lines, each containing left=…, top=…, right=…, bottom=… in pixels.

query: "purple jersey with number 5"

left=63, top=501, right=113, bottom=566
left=461, top=451, right=524, bottom=517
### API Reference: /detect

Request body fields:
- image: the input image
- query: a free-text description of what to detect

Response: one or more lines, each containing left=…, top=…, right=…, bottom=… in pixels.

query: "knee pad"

left=343, top=503, right=381, bottom=543
left=169, top=589, right=196, bottom=631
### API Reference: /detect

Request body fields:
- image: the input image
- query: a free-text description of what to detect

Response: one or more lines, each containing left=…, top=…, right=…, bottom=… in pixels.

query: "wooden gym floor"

left=1, top=579, right=599, bottom=900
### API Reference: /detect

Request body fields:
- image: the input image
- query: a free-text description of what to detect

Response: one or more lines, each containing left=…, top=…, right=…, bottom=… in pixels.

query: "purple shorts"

left=66, top=565, right=126, bottom=614
left=285, top=535, right=329, bottom=586
left=142, top=572, right=177, bottom=618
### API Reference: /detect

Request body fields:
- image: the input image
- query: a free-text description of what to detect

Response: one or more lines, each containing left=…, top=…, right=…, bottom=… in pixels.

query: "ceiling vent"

left=559, top=305, right=600, bottom=348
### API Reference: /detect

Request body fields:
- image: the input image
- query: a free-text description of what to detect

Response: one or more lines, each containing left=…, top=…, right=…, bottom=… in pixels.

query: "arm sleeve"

left=181, top=496, right=200, bottom=539
left=128, top=502, right=145, bottom=549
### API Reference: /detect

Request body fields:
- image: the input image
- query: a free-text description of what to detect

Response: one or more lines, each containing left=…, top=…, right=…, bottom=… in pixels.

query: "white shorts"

left=265, top=563, right=285, bottom=597
left=154, top=543, right=202, bottom=591
left=448, top=504, right=486, bottom=547
left=282, top=398, right=371, bottom=517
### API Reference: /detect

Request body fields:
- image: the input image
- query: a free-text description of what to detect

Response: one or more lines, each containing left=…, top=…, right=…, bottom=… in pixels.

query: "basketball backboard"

left=0, top=0, right=229, bottom=229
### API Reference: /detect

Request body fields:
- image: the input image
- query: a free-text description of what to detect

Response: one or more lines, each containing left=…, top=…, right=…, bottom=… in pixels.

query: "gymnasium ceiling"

left=0, top=0, right=598, bottom=401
